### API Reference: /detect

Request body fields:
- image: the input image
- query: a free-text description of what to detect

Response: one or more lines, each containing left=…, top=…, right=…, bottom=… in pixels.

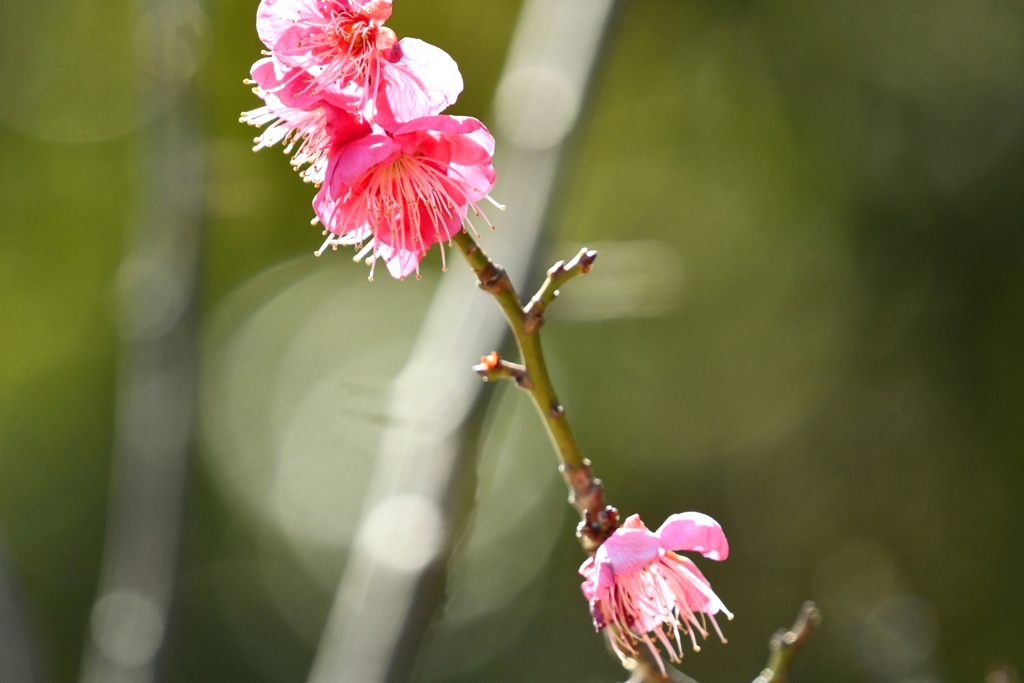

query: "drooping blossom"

left=312, top=114, right=499, bottom=280
left=256, top=0, right=463, bottom=126
left=579, top=512, right=732, bottom=674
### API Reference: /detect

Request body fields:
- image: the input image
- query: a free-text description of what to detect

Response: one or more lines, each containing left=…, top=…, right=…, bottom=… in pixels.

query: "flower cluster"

left=580, top=512, right=732, bottom=673
left=241, top=0, right=499, bottom=279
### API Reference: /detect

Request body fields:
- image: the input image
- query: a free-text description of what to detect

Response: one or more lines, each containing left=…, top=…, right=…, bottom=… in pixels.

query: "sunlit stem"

left=452, top=230, right=615, bottom=553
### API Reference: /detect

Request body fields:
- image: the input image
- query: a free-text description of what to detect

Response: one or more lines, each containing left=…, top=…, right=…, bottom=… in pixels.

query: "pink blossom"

left=241, top=58, right=370, bottom=185
left=579, top=512, right=732, bottom=673
left=312, top=114, right=499, bottom=280
left=255, top=0, right=462, bottom=124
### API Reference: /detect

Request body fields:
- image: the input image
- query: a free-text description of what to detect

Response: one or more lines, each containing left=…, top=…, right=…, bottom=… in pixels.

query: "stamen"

left=315, top=232, right=336, bottom=256
left=462, top=215, right=481, bottom=238
left=353, top=240, right=375, bottom=261
left=709, top=614, right=728, bottom=643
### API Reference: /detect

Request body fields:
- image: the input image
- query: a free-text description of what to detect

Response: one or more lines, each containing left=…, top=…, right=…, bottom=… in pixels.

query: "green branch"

left=753, top=602, right=822, bottom=683
left=451, top=230, right=616, bottom=552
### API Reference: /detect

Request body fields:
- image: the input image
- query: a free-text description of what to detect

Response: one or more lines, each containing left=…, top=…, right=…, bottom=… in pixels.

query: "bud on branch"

left=472, top=351, right=532, bottom=389
left=524, top=247, right=599, bottom=333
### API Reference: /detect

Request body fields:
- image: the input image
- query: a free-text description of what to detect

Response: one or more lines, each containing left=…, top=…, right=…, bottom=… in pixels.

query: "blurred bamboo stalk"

left=305, top=1, right=617, bottom=682
left=0, top=543, right=47, bottom=683
left=77, top=1, right=207, bottom=682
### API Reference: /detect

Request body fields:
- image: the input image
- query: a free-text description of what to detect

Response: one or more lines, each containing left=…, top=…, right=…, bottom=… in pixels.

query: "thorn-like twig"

left=523, top=247, right=598, bottom=333
left=753, top=602, right=822, bottom=683
left=472, top=351, right=532, bottom=389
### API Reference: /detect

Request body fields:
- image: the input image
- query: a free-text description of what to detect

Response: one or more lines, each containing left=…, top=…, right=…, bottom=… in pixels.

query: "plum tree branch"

left=451, top=230, right=617, bottom=552
left=454, top=233, right=821, bottom=681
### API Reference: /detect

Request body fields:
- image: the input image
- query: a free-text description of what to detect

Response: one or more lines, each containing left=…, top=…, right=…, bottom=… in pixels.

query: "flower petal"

left=324, top=104, right=373, bottom=147
left=375, top=243, right=423, bottom=279
left=595, top=559, right=614, bottom=594
left=377, top=38, right=463, bottom=125
left=446, top=161, right=495, bottom=202
left=256, top=0, right=319, bottom=49
left=596, top=527, right=662, bottom=575
left=663, top=554, right=732, bottom=617
left=356, top=0, right=392, bottom=21
left=252, top=59, right=362, bottom=113
left=620, top=514, right=649, bottom=531
left=327, top=134, right=402, bottom=189
left=391, top=114, right=485, bottom=138
left=655, top=512, right=729, bottom=561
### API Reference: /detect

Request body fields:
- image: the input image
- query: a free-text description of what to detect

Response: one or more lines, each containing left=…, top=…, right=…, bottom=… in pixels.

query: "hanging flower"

left=255, top=0, right=462, bottom=125
left=579, top=512, right=732, bottom=674
left=312, top=114, right=500, bottom=280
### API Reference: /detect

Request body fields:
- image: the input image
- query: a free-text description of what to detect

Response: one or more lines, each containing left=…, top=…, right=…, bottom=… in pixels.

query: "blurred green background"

left=1, top=0, right=1023, bottom=682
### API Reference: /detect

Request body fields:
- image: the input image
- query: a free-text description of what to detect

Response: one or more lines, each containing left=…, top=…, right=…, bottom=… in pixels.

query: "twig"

left=472, top=351, right=532, bottom=389
left=523, top=247, right=598, bottom=333
left=753, top=602, right=821, bottom=683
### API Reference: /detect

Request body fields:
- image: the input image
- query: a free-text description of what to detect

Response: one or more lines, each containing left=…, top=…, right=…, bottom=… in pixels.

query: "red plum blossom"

left=312, top=114, right=498, bottom=279
left=255, top=0, right=462, bottom=125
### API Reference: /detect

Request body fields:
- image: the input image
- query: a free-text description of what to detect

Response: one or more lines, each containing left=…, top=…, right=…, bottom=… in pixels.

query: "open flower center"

left=280, top=6, right=394, bottom=100
left=314, top=152, right=464, bottom=279
left=315, top=146, right=500, bottom=279
left=348, top=153, right=459, bottom=251
left=325, top=15, right=374, bottom=59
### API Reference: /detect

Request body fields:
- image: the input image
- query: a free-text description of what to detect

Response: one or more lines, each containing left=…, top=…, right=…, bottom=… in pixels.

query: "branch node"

left=523, top=311, right=545, bottom=334
left=477, top=262, right=511, bottom=294
left=558, top=459, right=618, bottom=552
left=472, top=351, right=532, bottom=389
left=576, top=504, right=619, bottom=553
